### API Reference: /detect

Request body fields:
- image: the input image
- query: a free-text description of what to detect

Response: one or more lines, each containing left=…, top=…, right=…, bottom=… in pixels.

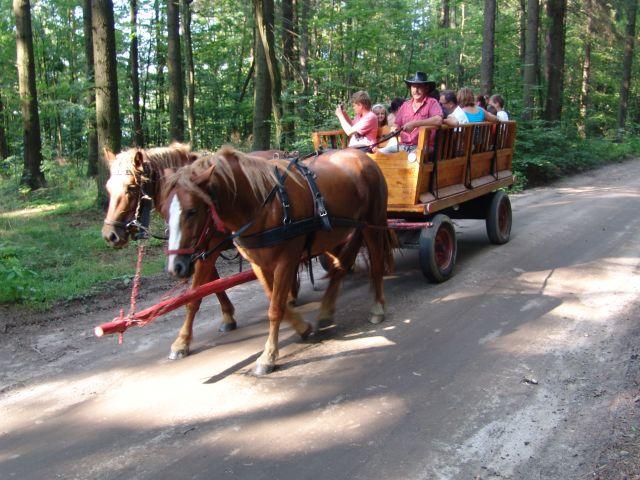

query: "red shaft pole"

left=95, top=269, right=257, bottom=337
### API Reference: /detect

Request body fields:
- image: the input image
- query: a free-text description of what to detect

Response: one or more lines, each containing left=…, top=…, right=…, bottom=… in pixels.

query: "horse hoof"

left=299, top=323, right=313, bottom=341
left=218, top=321, right=237, bottom=333
left=316, top=316, right=334, bottom=330
left=168, top=348, right=189, bottom=360
left=254, top=363, right=275, bottom=376
left=369, top=314, right=385, bottom=325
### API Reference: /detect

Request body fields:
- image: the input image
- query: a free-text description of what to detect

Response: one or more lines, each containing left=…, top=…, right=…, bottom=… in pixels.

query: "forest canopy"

left=1, top=0, right=639, bottom=198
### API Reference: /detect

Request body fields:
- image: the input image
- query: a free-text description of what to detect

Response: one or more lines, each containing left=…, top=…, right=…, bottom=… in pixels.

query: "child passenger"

left=334, top=91, right=378, bottom=148
left=489, top=94, right=509, bottom=121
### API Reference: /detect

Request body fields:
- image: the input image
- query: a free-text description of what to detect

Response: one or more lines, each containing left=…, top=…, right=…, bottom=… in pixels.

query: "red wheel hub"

left=434, top=227, right=453, bottom=270
left=498, top=200, right=510, bottom=235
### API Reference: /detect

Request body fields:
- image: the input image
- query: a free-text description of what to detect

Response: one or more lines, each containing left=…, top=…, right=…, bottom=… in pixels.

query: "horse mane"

left=165, top=145, right=296, bottom=206
left=113, top=143, right=193, bottom=183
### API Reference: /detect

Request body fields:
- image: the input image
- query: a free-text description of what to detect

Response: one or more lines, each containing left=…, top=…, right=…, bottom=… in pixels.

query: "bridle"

left=103, top=163, right=158, bottom=240
left=165, top=201, right=228, bottom=261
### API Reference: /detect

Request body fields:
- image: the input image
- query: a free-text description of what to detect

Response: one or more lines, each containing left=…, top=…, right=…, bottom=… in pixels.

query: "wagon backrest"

left=311, top=130, right=348, bottom=150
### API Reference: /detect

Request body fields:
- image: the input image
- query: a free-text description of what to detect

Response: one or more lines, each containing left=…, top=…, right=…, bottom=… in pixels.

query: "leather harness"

left=186, top=154, right=366, bottom=265
left=234, top=156, right=364, bottom=250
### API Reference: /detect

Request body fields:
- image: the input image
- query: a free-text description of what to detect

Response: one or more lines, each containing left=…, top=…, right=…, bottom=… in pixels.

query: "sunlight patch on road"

left=198, top=394, right=406, bottom=457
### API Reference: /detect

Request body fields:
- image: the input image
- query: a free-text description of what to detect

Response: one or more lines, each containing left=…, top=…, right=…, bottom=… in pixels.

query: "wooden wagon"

left=312, top=121, right=517, bottom=281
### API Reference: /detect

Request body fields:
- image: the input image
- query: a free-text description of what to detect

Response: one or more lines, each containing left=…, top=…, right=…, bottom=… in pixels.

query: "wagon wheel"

left=486, top=190, right=512, bottom=245
left=419, top=214, right=457, bottom=283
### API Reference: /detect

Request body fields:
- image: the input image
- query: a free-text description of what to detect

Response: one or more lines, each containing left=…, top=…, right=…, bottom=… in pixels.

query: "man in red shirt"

left=378, top=72, right=443, bottom=154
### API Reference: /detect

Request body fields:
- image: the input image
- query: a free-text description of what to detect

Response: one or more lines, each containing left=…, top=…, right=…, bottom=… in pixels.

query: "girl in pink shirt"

left=334, top=91, right=378, bottom=148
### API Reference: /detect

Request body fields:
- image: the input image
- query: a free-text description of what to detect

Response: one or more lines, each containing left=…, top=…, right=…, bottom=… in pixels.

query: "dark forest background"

left=2, top=0, right=640, bottom=200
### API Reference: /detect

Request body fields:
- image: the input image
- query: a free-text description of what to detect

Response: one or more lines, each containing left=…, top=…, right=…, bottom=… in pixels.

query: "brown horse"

left=101, top=144, right=290, bottom=359
left=164, top=146, right=395, bottom=375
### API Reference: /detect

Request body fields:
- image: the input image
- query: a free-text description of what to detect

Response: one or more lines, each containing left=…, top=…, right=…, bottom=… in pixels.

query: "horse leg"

left=362, top=227, right=387, bottom=325
left=316, top=231, right=363, bottom=329
left=212, top=264, right=237, bottom=332
left=169, top=256, right=215, bottom=359
left=255, top=259, right=309, bottom=375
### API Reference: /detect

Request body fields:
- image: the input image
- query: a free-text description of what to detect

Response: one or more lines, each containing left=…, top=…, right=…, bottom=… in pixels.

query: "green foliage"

left=514, top=120, right=640, bottom=188
left=0, top=166, right=165, bottom=307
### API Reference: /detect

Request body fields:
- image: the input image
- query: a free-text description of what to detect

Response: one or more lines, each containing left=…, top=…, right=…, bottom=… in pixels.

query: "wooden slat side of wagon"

left=313, top=122, right=517, bottom=281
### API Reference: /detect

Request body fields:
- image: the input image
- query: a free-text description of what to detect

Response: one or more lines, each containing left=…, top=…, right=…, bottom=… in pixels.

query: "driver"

left=377, top=71, right=443, bottom=153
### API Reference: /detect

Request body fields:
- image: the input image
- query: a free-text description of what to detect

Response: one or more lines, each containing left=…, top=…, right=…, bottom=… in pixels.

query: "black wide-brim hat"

left=404, top=71, right=436, bottom=90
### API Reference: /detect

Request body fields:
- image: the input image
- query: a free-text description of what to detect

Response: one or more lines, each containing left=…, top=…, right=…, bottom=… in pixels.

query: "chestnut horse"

left=101, top=144, right=289, bottom=360
left=164, top=146, right=395, bottom=375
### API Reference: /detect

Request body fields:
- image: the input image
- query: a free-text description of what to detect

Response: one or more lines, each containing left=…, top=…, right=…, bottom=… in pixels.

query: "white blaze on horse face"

left=167, top=194, right=182, bottom=273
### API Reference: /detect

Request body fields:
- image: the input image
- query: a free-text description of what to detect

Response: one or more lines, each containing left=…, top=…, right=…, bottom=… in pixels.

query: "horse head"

left=164, top=161, right=217, bottom=279
left=102, top=147, right=148, bottom=247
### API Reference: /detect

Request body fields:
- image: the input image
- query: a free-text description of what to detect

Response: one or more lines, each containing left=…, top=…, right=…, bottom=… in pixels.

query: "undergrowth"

left=513, top=121, right=640, bottom=189
left=0, top=169, right=165, bottom=309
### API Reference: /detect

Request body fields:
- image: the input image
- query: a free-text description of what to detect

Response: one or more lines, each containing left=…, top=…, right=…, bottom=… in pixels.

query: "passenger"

left=439, top=90, right=457, bottom=118
left=372, top=103, right=391, bottom=147
left=489, top=94, right=509, bottom=121
left=387, top=97, right=405, bottom=130
left=376, top=72, right=443, bottom=153
left=476, top=94, right=488, bottom=110
left=373, top=103, right=389, bottom=130
left=334, top=90, right=378, bottom=148
left=445, top=87, right=498, bottom=127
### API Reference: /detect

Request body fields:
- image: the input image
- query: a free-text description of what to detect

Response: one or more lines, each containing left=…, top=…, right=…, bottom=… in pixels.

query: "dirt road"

left=2, top=160, right=640, bottom=480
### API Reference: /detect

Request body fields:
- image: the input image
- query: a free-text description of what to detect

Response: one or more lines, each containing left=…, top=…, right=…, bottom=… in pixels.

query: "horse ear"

left=103, top=148, right=116, bottom=165
left=133, top=149, right=145, bottom=172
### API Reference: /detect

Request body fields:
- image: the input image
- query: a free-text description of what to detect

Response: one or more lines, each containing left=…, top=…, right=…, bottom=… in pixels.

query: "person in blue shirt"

left=444, top=87, right=498, bottom=127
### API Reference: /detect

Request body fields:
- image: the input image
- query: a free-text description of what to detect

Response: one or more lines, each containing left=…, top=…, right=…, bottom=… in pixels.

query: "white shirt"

left=497, top=110, right=509, bottom=121
left=452, top=106, right=469, bottom=125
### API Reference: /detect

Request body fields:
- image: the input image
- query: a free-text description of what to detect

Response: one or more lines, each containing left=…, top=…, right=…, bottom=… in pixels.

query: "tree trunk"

left=441, top=0, right=451, bottom=86
left=182, top=0, right=196, bottom=146
left=253, top=0, right=282, bottom=148
left=0, top=96, right=9, bottom=160
left=281, top=0, right=295, bottom=147
left=617, top=0, right=638, bottom=136
left=130, top=0, right=144, bottom=146
left=83, top=0, right=99, bottom=177
left=457, top=2, right=467, bottom=86
left=578, top=0, right=594, bottom=138
left=522, top=0, right=539, bottom=120
left=92, top=0, right=122, bottom=208
left=441, top=0, right=450, bottom=27
left=481, top=0, right=496, bottom=95
left=167, top=0, right=184, bottom=142
left=14, top=0, right=45, bottom=190
left=543, top=0, right=567, bottom=122
left=154, top=0, right=166, bottom=145
left=252, top=21, right=271, bottom=150
left=298, top=0, right=309, bottom=122
left=519, top=0, right=526, bottom=78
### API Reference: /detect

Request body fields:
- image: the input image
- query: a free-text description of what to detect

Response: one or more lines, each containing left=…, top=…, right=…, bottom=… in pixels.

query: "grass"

left=0, top=173, right=166, bottom=309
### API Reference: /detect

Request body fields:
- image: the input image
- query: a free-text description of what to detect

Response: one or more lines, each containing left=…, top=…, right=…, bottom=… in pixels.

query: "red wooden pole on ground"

left=95, top=269, right=257, bottom=338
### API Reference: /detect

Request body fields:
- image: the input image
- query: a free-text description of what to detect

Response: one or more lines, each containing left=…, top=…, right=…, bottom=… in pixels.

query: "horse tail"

left=382, top=226, right=398, bottom=274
